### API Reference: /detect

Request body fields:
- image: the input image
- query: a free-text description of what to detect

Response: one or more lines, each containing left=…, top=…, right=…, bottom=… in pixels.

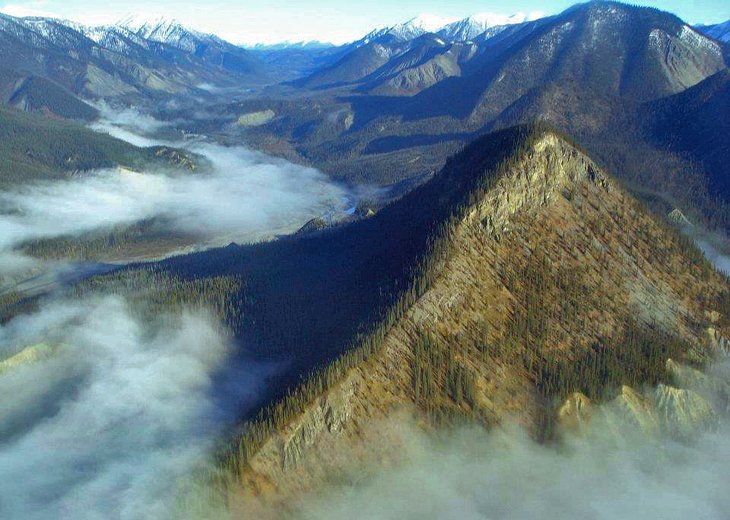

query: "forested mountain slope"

left=227, top=127, right=729, bottom=514
left=0, top=105, right=195, bottom=187
left=84, top=126, right=729, bottom=511
left=643, top=68, right=730, bottom=209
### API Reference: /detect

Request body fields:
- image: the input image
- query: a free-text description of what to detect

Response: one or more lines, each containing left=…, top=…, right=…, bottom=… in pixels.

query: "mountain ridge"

left=239, top=2, right=729, bottom=235
left=204, top=125, right=730, bottom=511
left=83, top=125, right=729, bottom=510
left=0, top=11, right=266, bottom=104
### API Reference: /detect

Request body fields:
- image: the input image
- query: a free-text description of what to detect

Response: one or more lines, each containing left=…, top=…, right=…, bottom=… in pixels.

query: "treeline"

left=20, top=218, right=195, bottom=261
left=497, top=244, right=697, bottom=404
left=75, top=268, right=244, bottom=329
left=534, top=320, right=686, bottom=402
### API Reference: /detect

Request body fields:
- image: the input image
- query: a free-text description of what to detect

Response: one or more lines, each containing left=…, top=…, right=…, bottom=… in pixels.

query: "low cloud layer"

left=294, top=368, right=730, bottom=520
left=0, top=144, right=346, bottom=248
left=0, top=296, right=272, bottom=520
left=0, top=106, right=351, bottom=292
left=0, top=110, right=348, bottom=252
left=0, top=105, right=349, bottom=517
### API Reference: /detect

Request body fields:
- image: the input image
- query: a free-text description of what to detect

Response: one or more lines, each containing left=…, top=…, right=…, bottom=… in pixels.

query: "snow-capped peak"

left=388, top=14, right=459, bottom=40
left=404, top=14, right=458, bottom=33
left=357, top=10, right=546, bottom=46
left=117, top=14, right=209, bottom=45
left=356, top=13, right=458, bottom=43
left=118, top=14, right=178, bottom=33
left=439, top=11, right=543, bottom=41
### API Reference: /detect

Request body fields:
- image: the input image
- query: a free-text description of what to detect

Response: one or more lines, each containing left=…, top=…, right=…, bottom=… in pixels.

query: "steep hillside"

left=358, top=35, right=468, bottom=96
left=7, top=76, right=98, bottom=120
left=83, top=126, right=729, bottom=511
left=644, top=68, right=730, bottom=207
left=296, top=35, right=414, bottom=89
left=298, top=13, right=535, bottom=90
left=224, top=129, right=728, bottom=507
left=299, top=35, right=468, bottom=95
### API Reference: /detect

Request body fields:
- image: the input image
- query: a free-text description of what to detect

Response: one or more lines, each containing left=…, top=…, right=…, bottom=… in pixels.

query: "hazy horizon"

left=1, top=0, right=728, bottom=45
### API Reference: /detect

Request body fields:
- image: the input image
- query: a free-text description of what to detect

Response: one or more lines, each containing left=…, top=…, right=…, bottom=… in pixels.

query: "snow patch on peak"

left=679, top=24, right=722, bottom=56
left=439, top=11, right=544, bottom=42
left=386, top=13, right=459, bottom=41
left=118, top=14, right=180, bottom=33
left=405, top=14, right=458, bottom=33
left=117, top=13, right=212, bottom=47
left=648, top=26, right=721, bottom=59
left=359, top=11, right=546, bottom=45
left=469, top=11, right=541, bottom=26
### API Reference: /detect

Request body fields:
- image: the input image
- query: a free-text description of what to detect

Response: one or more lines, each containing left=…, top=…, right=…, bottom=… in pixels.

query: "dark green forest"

left=9, top=76, right=99, bottom=121
left=0, top=105, right=190, bottom=187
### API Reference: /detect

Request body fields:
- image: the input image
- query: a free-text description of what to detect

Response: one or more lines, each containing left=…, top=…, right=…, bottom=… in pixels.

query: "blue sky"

left=1, top=0, right=728, bottom=44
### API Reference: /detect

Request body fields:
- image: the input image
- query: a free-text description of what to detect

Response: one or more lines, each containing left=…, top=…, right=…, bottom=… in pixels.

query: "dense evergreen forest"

left=9, top=76, right=99, bottom=121
left=0, top=105, right=194, bottom=187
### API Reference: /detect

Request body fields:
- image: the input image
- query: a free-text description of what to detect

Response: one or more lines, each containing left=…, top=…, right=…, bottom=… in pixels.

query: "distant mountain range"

left=2, top=7, right=726, bottom=94
left=235, top=2, right=730, bottom=233
left=357, top=11, right=543, bottom=44
left=299, top=4, right=726, bottom=96
left=0, top=3, right=728, bottom=229
left=696, top=20, right=730, bottom=42
left=0, top=12, right=266, bottom=105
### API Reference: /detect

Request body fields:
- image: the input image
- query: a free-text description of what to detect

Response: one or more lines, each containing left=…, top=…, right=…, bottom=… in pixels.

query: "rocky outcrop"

left=654, top=383, right=718, bottom=438
left=602, top=385, right=661, bottom=437
left=154, top=147, right=197, bottom=170
left=668, top=208, right=692, bottom=227
left=558, top=360, right=727, bottom=441
left=281, top=390, right=354, bottom=470
left=250, top=376, right=360, bottom=484
left=0, top=343, right=55, bottom=375
left=469, top=134, right=610, bottom=241
left=558, top=392, right=593, bottom=431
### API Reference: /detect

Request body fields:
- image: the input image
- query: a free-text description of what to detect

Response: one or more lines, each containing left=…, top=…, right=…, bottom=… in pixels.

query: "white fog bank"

left=0, top=297, right=272, bottom=520
left=0, top=143, right=346, bottom=249
left=295, top=417, right=730, bottom=520
left=293, top=361, right=730, bottom=520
